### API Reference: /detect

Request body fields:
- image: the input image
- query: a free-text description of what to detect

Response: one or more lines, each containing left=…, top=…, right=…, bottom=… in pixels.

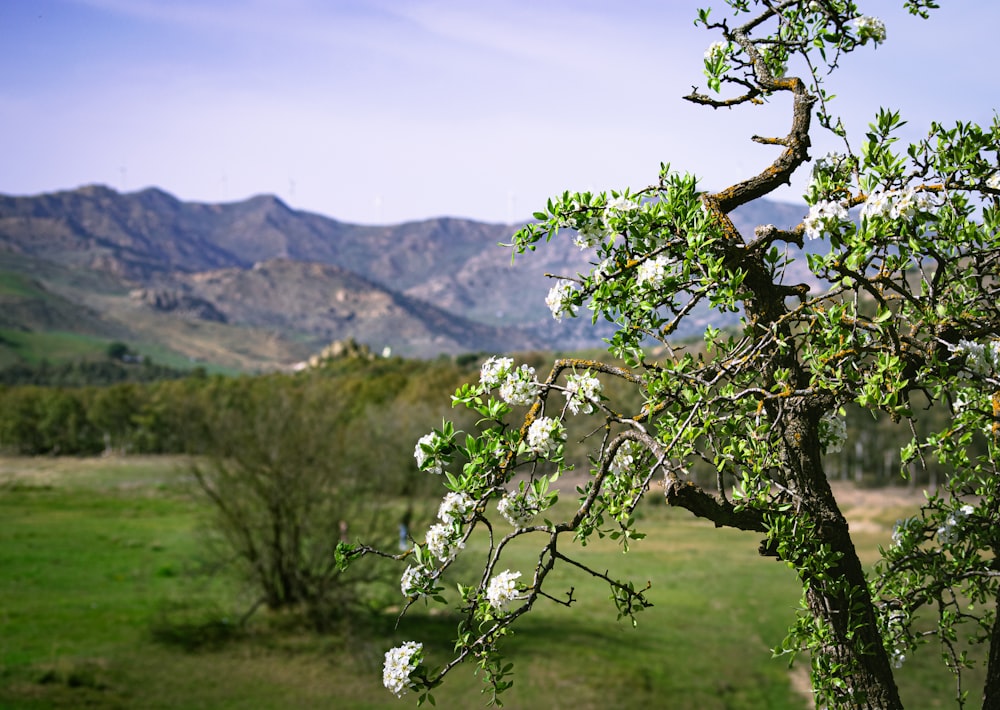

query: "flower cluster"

left=610, top=439, right=643, bottom=476
left=884, top=610, right=909, bottom=669
left=383, top=641, right=422, bottom=697
left=426, top=522, right=465, bottom=563
left=937, top=504, right=975, bottom=545
left=527, top=416, right=565, bottom=457
left=546, top=280, right=579, bottom=321
left=573, top=221, right=607, bottom=249
left=414, top=431, right=449, bottom=475
left=438, top=491, right=474, bottom=524
left=480, top=356, right=514, bottom=389
left=803, top=199, right=849, bottom=240
left=499, top=363, right=540, bottom=405
left=852, top=15, right=887, bottom=44
left=606, top=194, right=638, bottom=214
left=635, top=254, right=672, bottom=290
left=987, top=172, right=1000, bottom=191
left=485, top=569, right=522, bottom=611
left=401, top=563, right=432, bottom=597
left=563, top=371, right=602, bottom=415
left=950, top=339, right=1000, bottom=378
left=497, top=488, right=541, bottom=528
left=890, top=517, right=918, bottom=548
left=818, top=410, right=847, bottom=454
left=704, top=40, right=730, bottom=60
left=861, top=187, right=940, bottom=222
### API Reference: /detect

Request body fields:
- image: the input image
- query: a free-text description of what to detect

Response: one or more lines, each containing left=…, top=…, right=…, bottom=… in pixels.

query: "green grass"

left=0, top=458, right=990, bottom=708
left=0, top=329, right=113, bottom=365
left=0, top=272, right=50, bottom=299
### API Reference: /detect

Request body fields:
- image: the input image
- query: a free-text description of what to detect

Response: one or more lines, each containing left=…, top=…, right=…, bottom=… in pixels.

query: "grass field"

left=0, top=457, right=988, bottom=708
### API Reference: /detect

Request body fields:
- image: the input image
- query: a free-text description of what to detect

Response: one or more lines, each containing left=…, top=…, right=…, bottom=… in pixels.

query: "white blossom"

left=606, top=195, right=638, bottom=213
left=499, top=364, right=540, bottom=405
left=414, top=432, right=446, bottom=475
left=480, top=356, right=514, bottom=390
left=861, top=191, right=893, bottom=221
left=400, top=564, right=431, bottom=597
left=426, top=522, right=465, bottom=563
left=704, top=40, right=729, bottom=60
left=497, top=489, right=541, bottom=528
left=987, top=172, right=1000, bottom=191
left=937, top=503, right=975, bottom=545
left=485, top=569, right=522, bottom=611
left=635, top=254, right=672, bottom=290
left=819, top=410, right=847, bottom=454
left=803, top=199, right=849, bottom=240
left=573, top=221, right=607, bottom=249
left=611, top=440, right=643, bottom=476
left=852, top=15, right=886, bottom=44
left=563, top=371, right=602, bottom=415
left=438, top=491, right=474, bottom=524
left=950, top=339, right=1000, bottom=377
left=546, top=279, right=578, bottom=321
left=526, top=416, right=566, bottom=457
left=383, top=641, right=422, bottom=697
left=592, top=258, right=614, bottom=284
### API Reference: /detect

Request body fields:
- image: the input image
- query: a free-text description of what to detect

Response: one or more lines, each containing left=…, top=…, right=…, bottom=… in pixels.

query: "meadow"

left=0, top=456, right=985, bottom=709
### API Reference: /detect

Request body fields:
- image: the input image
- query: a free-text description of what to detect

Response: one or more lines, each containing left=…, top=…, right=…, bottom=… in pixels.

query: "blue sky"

left=2, top=1, right=998, bottom=225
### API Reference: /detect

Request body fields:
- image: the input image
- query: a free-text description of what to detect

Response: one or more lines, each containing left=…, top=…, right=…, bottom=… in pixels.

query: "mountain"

left=0, top=185, right=813, bottom=370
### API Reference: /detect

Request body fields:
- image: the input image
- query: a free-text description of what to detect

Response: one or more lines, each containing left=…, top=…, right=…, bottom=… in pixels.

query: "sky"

left=1, top=1, right=998, bottom=225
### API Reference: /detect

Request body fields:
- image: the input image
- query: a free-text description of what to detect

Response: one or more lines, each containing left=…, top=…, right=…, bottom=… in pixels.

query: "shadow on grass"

left=149, top=600, right=246, bottom=651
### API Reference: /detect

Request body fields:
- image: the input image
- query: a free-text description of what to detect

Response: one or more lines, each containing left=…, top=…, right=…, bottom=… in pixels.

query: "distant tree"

left=191, top=373, right=437, bottom=629
left=345, top=2, right=1000, bottom=707
left=106, top=341, right=131, bottom=361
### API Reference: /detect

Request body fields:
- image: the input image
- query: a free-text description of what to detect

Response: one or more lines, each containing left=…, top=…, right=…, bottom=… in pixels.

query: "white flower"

left=497, top=489, right=541, bottom=528
left=401, top=564, right=431, bottom=597
left=812, top=151, right=848, bottom=178
left=438, top=491, right=474, bottom=524
left=546, top=279, right=578, bottom=321
left=485, top=569, right=522, bottom=611
left=803, top=199, right=849, bottom=240
left=819, top=410, right=847, bottom=454
left=592, top=258, right=614, bottom=284
left=704, top=40, right=729, bottom=60
left=861, top=191, right=893, bottom=221
left=563, top=371, right=602, bottom=415
left=425, top=522, right=465, bottom=562
left=526, top=416, right=566, bottom=457
left=937, top=503, right=975, bottom=545
left=611, top=440, right=643, bottom=476
left=499, top=364, right=540, bottom=405
left=480, top=356, right=514, bottom=390
left=987, top=172, right=1000, bottom=190
left=383, top=641, right=422, bottom=697
left=635, top=254, right=672, bottom=290
left=414, top=432, right=446, bottom=475
left=606, top=195, right=638, bottom=213
left=852, top=15, right=886, bottom=44
left=573, top=220, right=609, bottom=249
left=950, top=339, right=1000, bottom=377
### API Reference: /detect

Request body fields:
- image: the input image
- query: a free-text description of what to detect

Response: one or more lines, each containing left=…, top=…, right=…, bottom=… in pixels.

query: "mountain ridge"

left=0, top=184, right=813, bottom=369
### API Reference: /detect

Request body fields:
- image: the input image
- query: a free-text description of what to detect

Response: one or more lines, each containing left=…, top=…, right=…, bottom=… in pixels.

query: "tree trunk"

left=983, top=583, right=1000, bottom=710
left=801, top=518, right=903, bottom=708
left=784, top=412, right=904, bottom=709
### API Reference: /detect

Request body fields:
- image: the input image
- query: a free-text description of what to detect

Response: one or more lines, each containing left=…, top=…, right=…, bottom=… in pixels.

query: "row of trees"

left=0, top=350, right=962, bottom=487
left=0, top=356, right=474, bottom=457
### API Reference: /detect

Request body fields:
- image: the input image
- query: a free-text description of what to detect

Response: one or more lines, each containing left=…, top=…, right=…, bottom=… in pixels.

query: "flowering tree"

left=342, top=2, right=1000, bottom=707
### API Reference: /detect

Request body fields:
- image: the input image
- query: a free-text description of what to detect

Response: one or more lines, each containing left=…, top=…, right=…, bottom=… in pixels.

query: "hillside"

left=0, top=185, right=814, bottom=369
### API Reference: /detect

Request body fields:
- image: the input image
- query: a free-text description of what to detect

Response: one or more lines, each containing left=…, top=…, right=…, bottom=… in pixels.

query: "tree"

left=344, top=2, right=1000, bottom=707
left=191, top=372, right=442, bottom=629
